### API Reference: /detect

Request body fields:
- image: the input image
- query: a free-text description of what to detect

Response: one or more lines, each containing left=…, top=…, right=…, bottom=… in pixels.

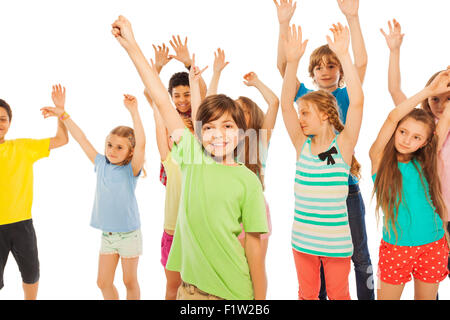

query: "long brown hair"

left=373, top=109, right=447, bottom=242
left=299, top=90, right=361, bottom=178
left=236, top=96, right=266, bottom=190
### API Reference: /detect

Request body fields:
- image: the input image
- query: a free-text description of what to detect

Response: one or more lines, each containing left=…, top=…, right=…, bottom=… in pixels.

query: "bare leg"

left=23, top=281, right=38, bottom=300
left=164, top=268, right=182, bottom=300
left=97, top=254, right=120, bottom=300
left=121, top=256, right=140, bottom=300
left=377, top=280, right=405, bottom=300
left=414, top=279, right=439, bottom=300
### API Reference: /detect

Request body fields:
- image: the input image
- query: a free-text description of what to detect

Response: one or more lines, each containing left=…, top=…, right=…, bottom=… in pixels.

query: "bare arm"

left=369, top=69, right=450, bottom=173
left=244, top=233, right=267, bottom=300
left=112, top=16, right=185, bottom=142
left=243, top=72, right=280, bottom=146
left=47, top=84, right=69, bottom=150
left=281, top=25, right=308, bottom=156
left=380, top=19, right=407, bottom=105
left=436, top=104, right=450, bottom=153
left=188, top=55, right=208, bottom=123
left=144, top=89, right=170, bottom=161
left=327, top=24, right=364, bottom=162
left=274, top=0, right=301, bottom=91
left=206, top=48, right=229, bottom=97
left=124, top=94, right=146, bottom=176
left=337, top=0, right=368, bottom=83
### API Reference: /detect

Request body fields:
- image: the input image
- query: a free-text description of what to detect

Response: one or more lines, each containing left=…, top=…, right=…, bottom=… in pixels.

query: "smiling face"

left=0, top=107, right=11, bottom=143
left=201, top=112, right=240, bottom=160
left=105, top=134, right=133, bottom=165
left=171, top=85, right=191, bottom=113
left=312, top=60, right=341, bottom=91
left=394, top=117, right=431, bottom=155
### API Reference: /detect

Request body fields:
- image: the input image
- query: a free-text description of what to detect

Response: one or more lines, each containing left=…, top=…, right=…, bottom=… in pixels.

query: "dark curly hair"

left=0, top=99, right=12, bottom=122
left=168, top=72, right=190, bottom=95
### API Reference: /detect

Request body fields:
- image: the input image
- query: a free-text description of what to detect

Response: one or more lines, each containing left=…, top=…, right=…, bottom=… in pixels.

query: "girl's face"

left=201, top=112, right=240, bottom=161
left=0, top=108, right=11, bottom=142
left=312, top=59, right=341, bottom=91
left=298, top=101, right=326, bottom=136
left=427, top=92, right=450, bottom=119
left=171, top=85, right=191, bottom=113
left=105, top=134, right=133, bottom=165
left=394, top=118, right=430, bottom=155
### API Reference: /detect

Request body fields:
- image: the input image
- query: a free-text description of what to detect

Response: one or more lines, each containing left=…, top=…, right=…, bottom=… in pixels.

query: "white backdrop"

left=0, top=0, right=448, bottom=300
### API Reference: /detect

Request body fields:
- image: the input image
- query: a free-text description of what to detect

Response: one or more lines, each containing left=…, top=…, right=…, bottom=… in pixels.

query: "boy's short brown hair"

left=0, top=99, right=12, bottom=122
left=308, top=45, right=344, bottom=88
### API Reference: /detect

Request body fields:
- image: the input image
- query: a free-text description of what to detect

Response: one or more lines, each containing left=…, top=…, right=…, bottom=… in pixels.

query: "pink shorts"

left=160, top=231, right=174, bottom=268
left=377, top=237, right=449, bottom=285
left=238, top=199, right=272, bottom=240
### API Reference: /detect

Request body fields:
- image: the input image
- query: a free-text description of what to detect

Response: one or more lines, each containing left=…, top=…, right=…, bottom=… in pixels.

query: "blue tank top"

left=372, top=159, right=444, bottom=246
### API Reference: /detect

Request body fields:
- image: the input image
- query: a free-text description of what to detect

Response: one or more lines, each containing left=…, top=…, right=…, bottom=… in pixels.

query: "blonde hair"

left=308, top=45, right=344, bottom=88
left=299, top=90, right=361, bottom=178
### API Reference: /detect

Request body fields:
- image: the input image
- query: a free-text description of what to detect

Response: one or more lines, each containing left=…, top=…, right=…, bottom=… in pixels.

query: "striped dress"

left=292, top=136, right=353, bottom=258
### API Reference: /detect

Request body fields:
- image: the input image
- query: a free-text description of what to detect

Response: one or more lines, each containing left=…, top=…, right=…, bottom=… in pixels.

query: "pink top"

left=439, top=130, right=450, bottom=221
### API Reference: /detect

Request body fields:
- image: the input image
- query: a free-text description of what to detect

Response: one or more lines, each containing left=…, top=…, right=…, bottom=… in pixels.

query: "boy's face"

left=312, top=60, right=341, bottom=92
left=171, top=85, right=191, bottom=113
left=0, top=107, right=11, bottom=142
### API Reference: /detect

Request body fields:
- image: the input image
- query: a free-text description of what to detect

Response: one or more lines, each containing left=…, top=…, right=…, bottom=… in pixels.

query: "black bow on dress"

left=318, top=146, right=337, bottom=165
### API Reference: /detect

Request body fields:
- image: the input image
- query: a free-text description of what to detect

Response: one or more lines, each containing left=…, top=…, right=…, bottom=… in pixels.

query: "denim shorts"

left=100, top=229, right=142, bottom=258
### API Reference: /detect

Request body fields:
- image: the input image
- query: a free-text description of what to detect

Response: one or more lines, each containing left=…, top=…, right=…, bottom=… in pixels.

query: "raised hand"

left=426, top=67, right=450, bottom=96
left=123, top=94, right=138, bottom=113
left=51, top=84, right=66, bottom=109
left=152, top=43, right=172, bottom=72
left=243, top=72, right=259, bottom=87
left=213, top=48, right=229, bottom=74
left=380, top=19, right=404, bottom=51
left=188, top=54, right=208, bottom=83
left=283, top=24, right=308, bottom=63
left=336, top=0, right=359, bottom=17
left=169, top=35, right=192, bottom=68
left=111, top=15, right=137, bottom=49
left=274, top=0, right=296, bottom=25
left=326, top=23, right=350, bottom=58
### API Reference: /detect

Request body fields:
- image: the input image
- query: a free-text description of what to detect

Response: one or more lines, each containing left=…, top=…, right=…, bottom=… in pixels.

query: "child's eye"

left=432, top=97, right=439, bottom=102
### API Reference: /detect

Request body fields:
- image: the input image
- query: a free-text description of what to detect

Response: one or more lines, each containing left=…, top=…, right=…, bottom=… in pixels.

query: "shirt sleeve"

left=170, top=128, right=204, bottom=168
left=24, top=138, right=50, bottom=162
left=294, top=83, right=314, bottom=102
left=94, top=153, right=105, bottom=172
left=334, top=87, right=350, bottom=124
left=241, top=182, right=268, bottom=234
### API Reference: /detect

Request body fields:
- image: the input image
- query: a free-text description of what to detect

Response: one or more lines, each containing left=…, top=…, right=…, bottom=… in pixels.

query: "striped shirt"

left=292, top=136, right=353, bottom=258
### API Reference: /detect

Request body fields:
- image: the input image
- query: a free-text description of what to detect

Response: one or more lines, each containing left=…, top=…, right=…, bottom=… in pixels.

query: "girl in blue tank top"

left=370, top=67, right=450, bottom=300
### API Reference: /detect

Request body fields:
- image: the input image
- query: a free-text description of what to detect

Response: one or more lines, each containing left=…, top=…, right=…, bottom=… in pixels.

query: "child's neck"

left=397, top=153, right=413, bottom=163
left=318, top=84, right=338, bottom=93
left=310, top=127, right=336, bottom=154
left=0, top=137, right=5, bottom=144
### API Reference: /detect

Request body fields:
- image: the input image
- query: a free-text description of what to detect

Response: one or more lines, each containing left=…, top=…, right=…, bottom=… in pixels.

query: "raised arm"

left=144, top=88, right=170, bottom=161
left=123, top=94, right=146, bottom=176
left=188, top=54, right=208, bottom=122
left=169, top=35, right=207, bottom=100
left=274, top=0, right=301, bottom=92
left=327, top=23, right=364, bottom=160
left=380, top=19, right=407, bottom=105
left=243, top=72, right=280, bottom=146
left=369, top=68, right=450, bottom=172
left=436, top=99, right=450, bottom=153
left=47, top=84, right=69, bottom=150
left=281, top=24, right=308, bottom=156
left=152, top=43, right=172, bottom=75
left=206, top=48, right=229, bottom=97
left=337, top=0, right=368, bottom=83
left=40, top=106, right=98, bottom=164
left=111, top=16, right=185, bottom=142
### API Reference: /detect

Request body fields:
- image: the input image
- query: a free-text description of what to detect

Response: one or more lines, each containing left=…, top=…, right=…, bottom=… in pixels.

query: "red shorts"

left=377, top=237, right=449, bottom=285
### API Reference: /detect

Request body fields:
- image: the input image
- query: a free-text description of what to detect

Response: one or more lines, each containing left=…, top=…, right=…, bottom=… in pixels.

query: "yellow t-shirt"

left=162, top=152, right=182, bottom=231
left=0, top=138, right=50, bottom=225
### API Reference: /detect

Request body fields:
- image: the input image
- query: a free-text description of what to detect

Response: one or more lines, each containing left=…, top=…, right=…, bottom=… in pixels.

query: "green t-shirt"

left=166, top=128, right=268, bottom=300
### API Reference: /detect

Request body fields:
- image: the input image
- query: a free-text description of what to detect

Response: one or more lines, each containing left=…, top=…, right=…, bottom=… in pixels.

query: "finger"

left=273, top=0, right=279, bottom=8
left=184, top=36, right=188, bottom=46
left=380, top=28, right=387, bottom=38
left=388, top=20, right=393, bottom=33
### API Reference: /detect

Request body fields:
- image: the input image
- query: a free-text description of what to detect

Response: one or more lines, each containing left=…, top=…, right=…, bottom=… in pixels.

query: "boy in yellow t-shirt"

left=0, top=85, right=68, bottom=300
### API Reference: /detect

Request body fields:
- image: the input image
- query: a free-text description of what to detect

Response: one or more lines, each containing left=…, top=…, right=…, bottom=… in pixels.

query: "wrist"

left=345, top=14, right=359, bottom=21
left=59, top=112, right=70, bottom=121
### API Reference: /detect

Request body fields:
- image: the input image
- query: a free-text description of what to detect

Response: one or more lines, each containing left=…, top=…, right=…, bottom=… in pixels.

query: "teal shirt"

left=372, top=160, right=445, bottom=246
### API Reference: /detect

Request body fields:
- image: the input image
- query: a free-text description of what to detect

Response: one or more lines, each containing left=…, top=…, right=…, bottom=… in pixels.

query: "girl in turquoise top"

left=369, top=67, right=450, bottom=300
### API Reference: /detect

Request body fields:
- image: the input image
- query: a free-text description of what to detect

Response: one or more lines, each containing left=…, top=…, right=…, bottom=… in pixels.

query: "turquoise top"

left=372, top=159, right=444, bottom=246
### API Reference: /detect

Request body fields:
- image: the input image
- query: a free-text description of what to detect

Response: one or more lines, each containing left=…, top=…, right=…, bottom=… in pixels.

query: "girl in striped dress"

left=281, top=23, right=364, bottom=300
